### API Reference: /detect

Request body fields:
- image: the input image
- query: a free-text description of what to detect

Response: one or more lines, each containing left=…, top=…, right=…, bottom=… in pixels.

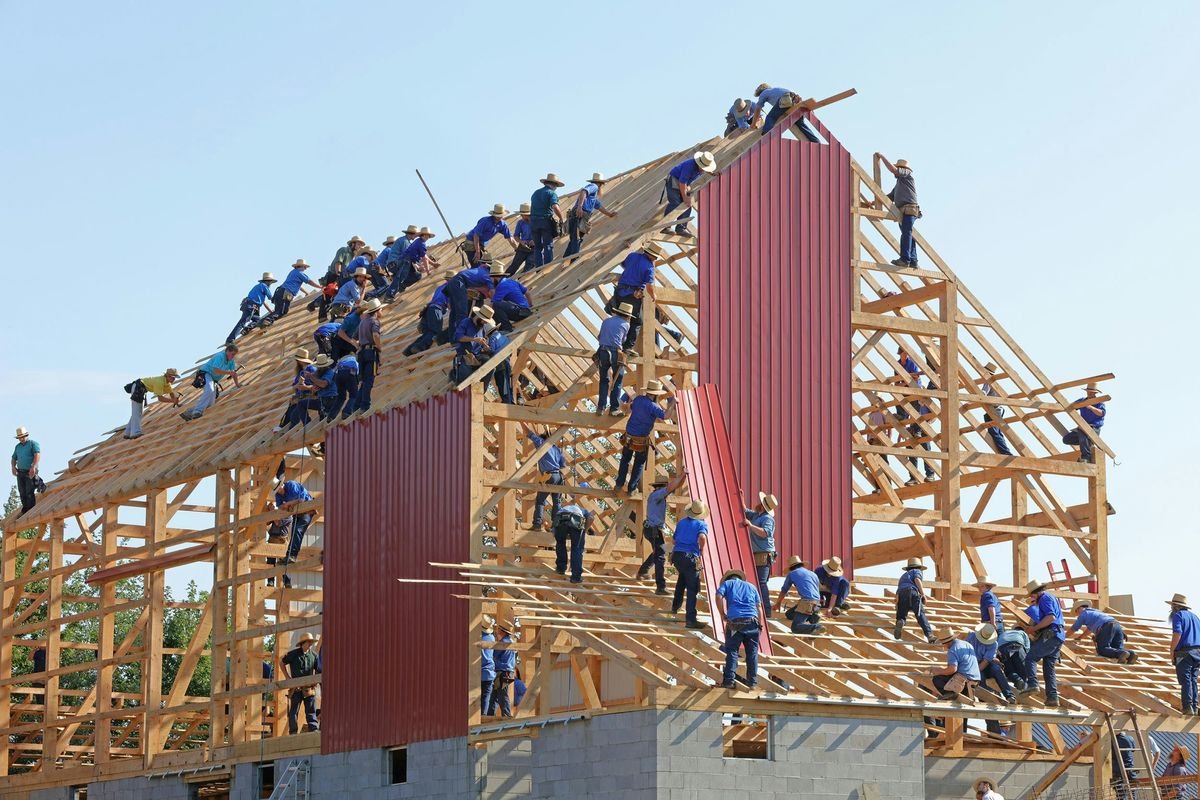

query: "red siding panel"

left=322, top=393, right=472, bottom=753
left=675, top=386, right=772, bottom=656
left=698, top=112, right=853, bottom=577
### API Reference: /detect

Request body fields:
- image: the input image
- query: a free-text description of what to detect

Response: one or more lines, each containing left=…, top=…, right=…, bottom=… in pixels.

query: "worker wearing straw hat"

left=614, top=381, right=676, bottom=494
left=1069, top=599, right=1137, bottom=664
left=529, top=173, right=566, bottom=268
left=671, top=500, right=710, bottom=630
left=974, top=776, right=1004, bottom=800
left=349, top=298, right=384, bottom=415
left=743, top=491, right=778, bottom=617
left=877, top=153, right=921, bottom=269
left=328, top=235, right=366, bottom=279
left=976, top=576, right=1004, bottom=632
left=463, top=203, right=516, bottom=265
left=11, top=427, right=41, bottom=514
left=1016, top=579, right=1066, bottom=707
left=480, top=616, right=497, bottom=715
left=123, top=368, right=181, bottom=439
left=564, top=172, right=618, bottom=259
left=508, top=203, right=535, bottom=275
left=403, top=271, right=455, bottom=356
left=281, top=632, right=321, bottom=734
left=637, top=470, right=687, bottom=595
left=521, top=422, right=567, bottom=530
left=979, top=362, right=1014, bottom=456
left=490, top=267, right=533, bottom=331
left=775, top=556, right=825, bottom=635
left=487, top=620, right=518, bottom=717
left=751, top=83, right=808, bottom=137
left=226, top=271, right=277, bottom=343
left=328, top=266, right=370, bottom=319
left=1063, top=382, right=1107, bottom=464
left=382, top=226, right=440, bottom=301
left=660, top=151, right=716, bottom=237
left=930, top=627, right=980, bottom=701
left=1168, top=593, right=1200, bottom=715
left=816, top=556, right=853, bottom=616
left=724, top=97, right=754, bottom=136
left=181, top=343, right=241, bottom=421
left=261, top=259, right=322, bottom=327
left=605, top=240, right=670, bottom=352
left=595, top=302, right=634, bottom=415
left=894, top=557, right=935, bottom=643
left=716, top=569, right=763, bottom=689
left=968, top=623, right=1015, bottom=706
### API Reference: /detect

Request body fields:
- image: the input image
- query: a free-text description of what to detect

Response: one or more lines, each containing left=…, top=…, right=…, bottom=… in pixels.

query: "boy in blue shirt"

left=226, top=272, right=276, bottom=343
left=716, top=569, right=763, bottom=689
left=262, top=259, right=322, bottom=325
left=1063, top=383, right=1107, bottom=464
left=1017, top=580, right=1066, bottom=707
left=671, top=501, right=710, bottom=630
left=660, top=151, right=716, bottom=236
left=724, top=98, right=753, bottom=136
left=603, top=241, right=668, bottom=352
left=564, top=172, right=618, bottom=258
left=490, top=269, right=532, bottom=331
left=463, top=204, right=515, bottom=265
left=529, top=173, right=565, bottom=268
left=931, top=628, right=981, bottom=701
left=613, top=381, right=675, bottom=493
left=312, top=320, right=341, bottom=357
left=775, top=556, right=825, bottom=635
left=968, top=623, right=1015, bottom=706
left=274, top=479, right=314, bottom=589
left=1168, top=593, right=1200, bottom=714
left=507, top=203, right=535, bottom=274
left=595, top=303, right=633, bottom=414
left=403, top=274, right=453, bottom=356
left=977, top=577, right=1004, bottom=632
left=636, top=470, right=687, bottom=594
left=1070, top=599, right=1136, bottom=663
left=521, top=422, right=566, bottom=530
left=894, top=557, right=935, bottom=643
left=181, top=344, right=241, bottom=420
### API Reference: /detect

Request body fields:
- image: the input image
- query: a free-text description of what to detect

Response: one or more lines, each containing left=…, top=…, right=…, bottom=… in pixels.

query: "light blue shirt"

left=751, top=86, right=791, bottom=115
left=645, top=486, right=669, bottom=527
left=526, top=432, right=566, bottom=473
left=280, top=267, right=311, bottom=296
left=947, top=639, right=982, bottom=681
left=897, top=567, right=923, bottom=594
left=967, top=632, right=997, bottom=664
left=575, top=183, right=604, bottom=214
left=1071, top=607, right=1115, bottom=633
left=745, top=509, right=775, bottom=554
left=201, top=353, right=238, bottom=383
left=331, top=280, right=361, bottom=306
left=598, top=315, right=630, bottom=349
left=481, top=633, right=496, bottom=680
left=1173, top=609, right=1200, bottom=649
left=780, top=567, right=820, bottom=601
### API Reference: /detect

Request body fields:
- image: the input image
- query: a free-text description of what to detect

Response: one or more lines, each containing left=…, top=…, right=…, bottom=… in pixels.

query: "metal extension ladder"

left=268, top=757, right=311, bottom=800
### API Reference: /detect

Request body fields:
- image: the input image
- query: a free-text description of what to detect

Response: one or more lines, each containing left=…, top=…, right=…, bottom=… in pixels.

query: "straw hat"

left=1167, top=593, right=1191, bottom=609
left=1073, top=599, right=1092, bottom=612
left=312, top=354, right=334, bottom=369
left=292, top=259, right=309, bottom=268
left=734, top=98, right=749, bottom=112
left=895, top=159, right=911, bottom=170
left=903, top=558, right=926, bottom=571
left=590, top=172, right=607, bottom=184
left=975, top=576, right=996, bottom=588
left=539, top=173, right=565, bottom=187
left=686, top=500, right=709, bottom=519
left=360, top=298, right=383, bottom=315
left=982, top=362, right=999, bottom=374
left=754, top=83, right=770, bottom=96
left=643, top=379, right=668, bottom=396
left=933, top=627, right=958, bottom=645
left=519, top=202, right=531, bottom=214
left=1024, top=579, right=1048, bottom=595
left=472, top=304, right=496, bottom=323
left=348, top=236, right=364, bottom=245
left=641, top=240, right=669, bottom=260
left=489, top=263, right=508, bottom=277
left=975, top=623, right=998, bottom=645
left=787, top=555, right=806, bottom=570
left=293, top=348, right=314, bottom=365
left=260, top=272, right=277, bottom=283
left=496, top=619, right=515, bottom=634
left=722, top=568, right=746, bottom=583
left=822, top=556, right=844, bottom=577
left=613, top=302, right=635, bottom=318
left=758, top=491, right=779, bottom=513
left=14, top=427, right=29, bottom=439
left=295, top=632, right=318, bottom=647
left=382, top=235, right=397, bottom=246
left=418, top=226, right=435, bottom=238
left=481, top=614, right=495, bottom=633
left=404, top=224, right=420, bottom=235
left=1086, top=382, right=1100, bottom=393
left=352, top=267, right=369, bottom=278
left=974, top=778, right=996, bottom=794
left=693, top=151, right=717, bottom=174
left=164, top=368, right=180, bottom=379
left=489, top=203, right=508, bottom=217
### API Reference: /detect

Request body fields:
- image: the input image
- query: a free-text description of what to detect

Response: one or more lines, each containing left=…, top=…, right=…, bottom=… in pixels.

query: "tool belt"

left=899, top=202, right=922, bottom=219
left=792, top=599, right=819, bottom=616
left=594, top=346, right=627, bottom=368
left=1174, top=646, right=1200, bottom=665
left=942, top=674, right=977, bottom=694
left=516, top=242, right=533, bottom=253
left=279, top=289, right=296, bottom=303
left=192, top=370, right=210, bottom=389
left=727, top=617, right=757, bottom=632
left=1036, top=625, right=1062, bottom=643
left=752, top=551, right=774, bottom=567
left=624, top=434, right=649, bottom=453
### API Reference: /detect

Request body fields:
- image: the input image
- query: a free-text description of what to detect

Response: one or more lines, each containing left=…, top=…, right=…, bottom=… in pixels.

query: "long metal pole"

left=416, top=169, right=467, bottom=267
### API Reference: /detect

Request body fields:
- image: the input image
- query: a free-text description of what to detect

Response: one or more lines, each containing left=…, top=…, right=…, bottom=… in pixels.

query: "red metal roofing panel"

left=675, top=385, right=772, bottom=656
left=697, top=111, right=853, bottom=578
left=322, top=393, right=472, bottom=753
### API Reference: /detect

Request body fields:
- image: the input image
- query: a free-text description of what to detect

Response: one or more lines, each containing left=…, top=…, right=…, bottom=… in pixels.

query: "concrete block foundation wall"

left=925, top=755, right=1092, bottom=800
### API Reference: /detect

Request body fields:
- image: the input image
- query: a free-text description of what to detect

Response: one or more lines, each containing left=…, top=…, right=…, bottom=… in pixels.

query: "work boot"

left=893, top=621, right=903, bottom=640
left=811, top=624, right=827, bottom=635
left=937, top=691, right=958, bottom=701
left=905, top=477, right=920, bottom=487
left=685, top=620, right=707, bottom=630
left=1044, top=696, right=1060, bottom=708
left=655, top=587, right=669, bottom=596
left=1004, top=694, right=1016, bottom=705
left=890, top=258, right=911, bottom=267
left=1016, top=685, right=1038, bottom=698
left=635, top=568, right=649, bottom=580
left=838, top=601, right=853, bottom=611
left=926, top=634, right=938, bottom=644
left=1125, top=651, right=1139, bottom=664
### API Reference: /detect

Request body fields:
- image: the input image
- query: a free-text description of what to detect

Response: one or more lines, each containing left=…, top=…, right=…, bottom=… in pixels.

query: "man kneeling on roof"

left=996, top=626, right=1030, bottom=691
left=816, top=556, right=852, bottom=616
left=969, top=623, right=1015, bottom=706
left=1070, top=599, right=1138, bottom=663
left=931, top=627, right=980, bottom=701
left=775, top=556, right=825, bottom=635
left=717, top=569, right=762, bottom=690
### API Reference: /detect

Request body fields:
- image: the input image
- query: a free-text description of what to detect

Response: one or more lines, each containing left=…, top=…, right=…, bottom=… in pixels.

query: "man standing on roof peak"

left=660, top=151, right=715, bottom=238
left=565, top=172, right=618, bottom=259
left=529, top=173, right=565, bottom=268
left=877, top=153, right=922, bottom=269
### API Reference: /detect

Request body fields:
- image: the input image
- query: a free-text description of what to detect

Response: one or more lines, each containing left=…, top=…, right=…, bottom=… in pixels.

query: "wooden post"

left=94, top=505, right=119, bottom=764
left=938, top=284, right=962, bottom=596
left=143, top=490, right=166, bottom=769
left=43, top=521, right=64, bottom=770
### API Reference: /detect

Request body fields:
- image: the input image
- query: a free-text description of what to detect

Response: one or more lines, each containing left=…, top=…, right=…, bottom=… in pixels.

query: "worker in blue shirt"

left=1168, top=593, right=1200, bottom=715
left=816, top=556, right=853, bottom=616
left=370, top=235, right=398, bottom=293
left=311, top=355, right=339, bottom=421
left=775, top=556, right=825, bottom=635
left=274, top=479, right=314, bottom=589
left=451, top=305, right=497, bottom=382
left=529, top=173, right=565, bottom=268
left=595, top=302, right=634, bottom=414
left=487, top=620, right=518, bottom=717
left=402, top=274, right=453, bottom=356
left=751, top=83, right=820, bottom=141
left=463, top=204, right=515, bottom=265
left=329, top=267, right=370, bottom=318
left=724, top=98, right=754, bottom=136
left=614, top=381, right=675, bottom=493
left=181, top=344, right=241, bottom=420
left=1063, top=383, right=1107, bottom=464
left=1070, top=599, right=1136, bottom=663
left=604, top=241, right=669, bottom=352
left=979, top=362, right=1014, bottom=456
left=521, top=423, right=567, bottom=529
left=552, top=500, right=594, bottom=584
left=671, top=501, right=710, bottom=630
left=381, top=227, right=439, bottom=301
left=931, top=628, right=981, bottom=701
left=1017, top=579, right=1066, bottom=707
left=480, top=619, right=497, bottom=716
left=637, top=470, right=687, bottom=594
left=977, top=577, right=1004, bottom=632
left=444, top=264, right=496, bottom=337
left=312, top=320, right=341, bottom=357
left=331, top=353, right=359, bottom=420
left=564, top=172, right=618, bottom=259
left=339, top=248, right=375, bottom=284
left=508, top=203, right=535, bottom=275
left=482, top=327, right=513, bottom=404
left=261, top=259, right=322, bottom=326
left=969, top=623, right=1016, bottom=706
left=279, top=351, right=319, bottom=431
left=895, top=345, right=936, bottom=485
left=742, top=492, right=778, bottom=616
left=996, top=627, right=1030, bottom=690
left=490, top=270, right=533, bottom=331
left=226, top=272, right=276, bottom=343
left=716, top=569, right=763, bottom=689
left=331, top=306, right=362, bottom=360
left=894, top=557, right=935, bottom=643
left=660, top=151, right=716, bottom=236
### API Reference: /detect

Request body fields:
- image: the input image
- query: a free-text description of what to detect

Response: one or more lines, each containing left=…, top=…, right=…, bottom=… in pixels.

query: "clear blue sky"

left=2, top=2, right=1195, bottom=609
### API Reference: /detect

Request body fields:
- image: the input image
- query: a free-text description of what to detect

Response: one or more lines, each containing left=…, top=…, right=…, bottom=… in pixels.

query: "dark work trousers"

left=554, top=520, right=586, bottom=582
left=484, top=358, right=514, bottom=404
left=286, top=396, right=319, bottom=429
left=530, top=217, right=555, bottom=268
left=284, top=512, right=314, bottom=565
left=983, top=409, right=1014, bottom=455
left=492, top=300, right=531, bottom=332
left=788, top=605, right=822, bottom=635
left=319, top=395, right=340, bottom=422
left=404, top=304, right=448, bottom=355
left=487, top=673, right=513, bottom=717
left=1063, top=425, right=1100, bottom=463
left=899, top=213, right=918, bottom=265
left=354, top=347, right=379, bottom=414
left=313, top=333, right=332, bottom=356
left=508, top=244, right=534, bottom=275
left=979, top=660, right=1013, bottom=700
left=820, top=577, right=851, bottom=609
left=671, top=551, right=702, bottom=624
left=1023, top=633, right=1063, bottom=700
left=615, top=444, right=649, bottom=492
left=896, top=588, right=933, bottom=639
left=998, top=644, right=1028, bottom=689
left=595, top=347, right=625, bottom=413
left=268, top=287, right=295, bottom=321
left=480, top=678, right=494, bottom=716
left=444, top=277, right=472, bottom=337
left=661, top=177, right=692, bottom=233
left=382, top=259, right=416, bottom=300
left=722, top=619, right=761, bottom=687
left=16, top=469, right=36, bottom=513
left=226, top=298, right=260, bottom=343
left=532, top=470, right=563, bottom=527
left=564, top=212, right=590, bottom=257
left=367, top=266, right=388, bottom=292
left=330, top=335, right=356, bottom=361
left=894, top=405, right=936, bottom=478
left=639, top=524, right=667, bottom=590
left=604, top=292, right=642, bottom=350
left=335, top=370, right=359, bottom=419
left=288, top=689, right=318, bottom=733
left=754, top=554, right=776, bottom=617
left=1094, top=620, right=1129, bottom=660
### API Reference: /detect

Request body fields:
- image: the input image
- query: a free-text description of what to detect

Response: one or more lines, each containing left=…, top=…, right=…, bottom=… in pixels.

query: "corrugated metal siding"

left=698, top=111, right=853, bottom=577
left=676, top=385, right=772, bottom=656
left=322, top=393, right=473, bottom=753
